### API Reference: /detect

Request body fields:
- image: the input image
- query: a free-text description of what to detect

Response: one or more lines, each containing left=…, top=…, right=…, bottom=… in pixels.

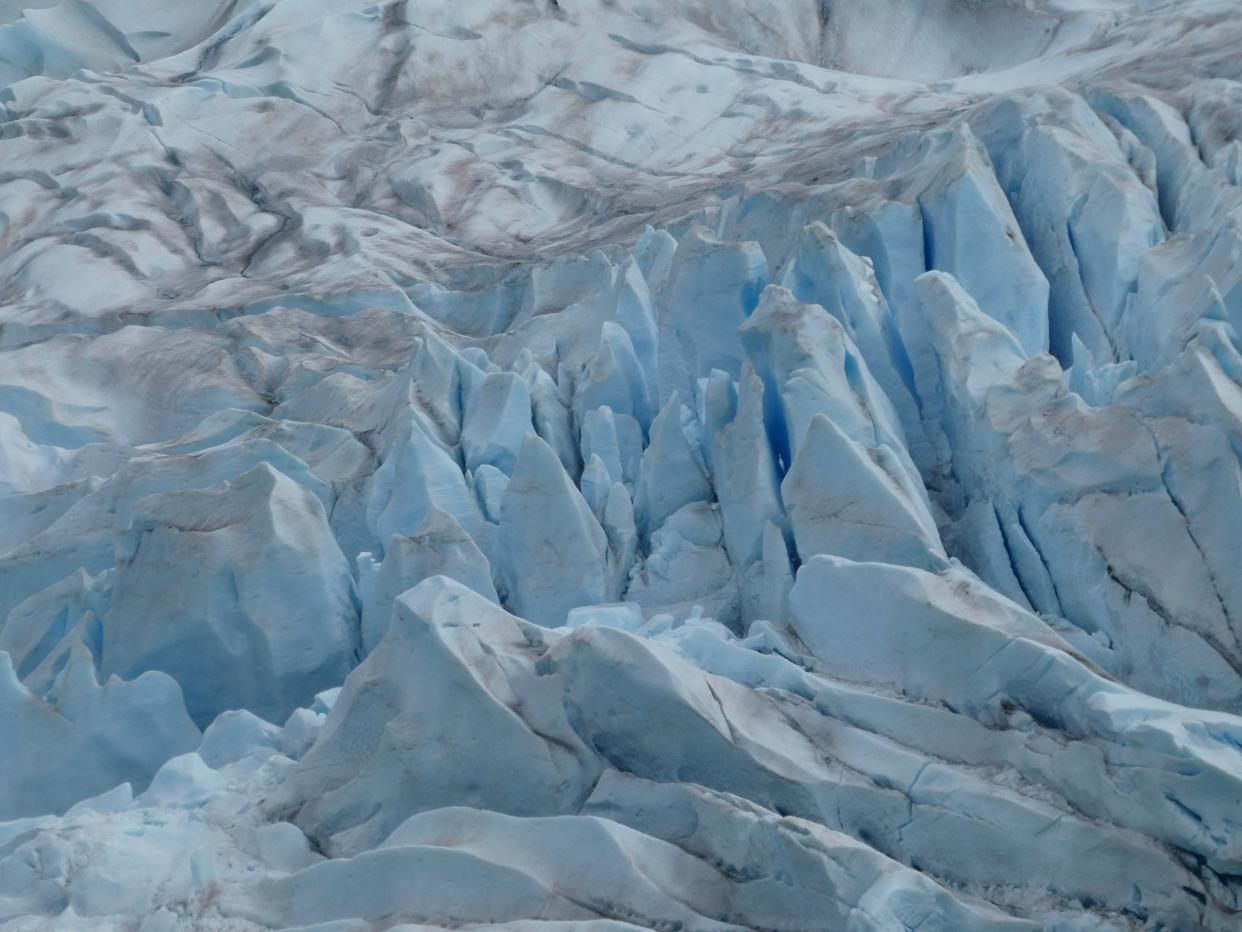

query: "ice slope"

left=4, top=0, right=1242, bottom=929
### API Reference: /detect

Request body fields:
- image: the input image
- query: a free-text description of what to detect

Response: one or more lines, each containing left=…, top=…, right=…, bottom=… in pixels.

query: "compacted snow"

left=3, top=0, right=1242, bottom=929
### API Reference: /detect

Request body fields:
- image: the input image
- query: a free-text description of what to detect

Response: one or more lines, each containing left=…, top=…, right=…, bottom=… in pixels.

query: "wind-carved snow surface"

left=4, top=0, right=1242, bottom=929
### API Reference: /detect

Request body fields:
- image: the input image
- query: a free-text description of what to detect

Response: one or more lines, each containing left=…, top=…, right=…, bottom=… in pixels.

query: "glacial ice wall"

left=3, top=1, right=1242, bottom=929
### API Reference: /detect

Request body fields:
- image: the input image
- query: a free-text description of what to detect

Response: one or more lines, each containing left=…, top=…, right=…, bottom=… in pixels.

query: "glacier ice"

left=100, top=462, right=359, bottom=728
left=0, top=645, right=198, bottom=821
left=4, top=0, right=1242, bottom=929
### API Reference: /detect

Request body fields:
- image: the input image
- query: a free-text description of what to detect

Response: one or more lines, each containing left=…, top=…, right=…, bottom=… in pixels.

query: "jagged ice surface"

left=3, top=0, right=1242, bottom=929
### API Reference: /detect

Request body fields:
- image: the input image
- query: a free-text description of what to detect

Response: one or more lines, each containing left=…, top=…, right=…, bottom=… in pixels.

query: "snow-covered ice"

left=4, top=0, right=1242, bottom=929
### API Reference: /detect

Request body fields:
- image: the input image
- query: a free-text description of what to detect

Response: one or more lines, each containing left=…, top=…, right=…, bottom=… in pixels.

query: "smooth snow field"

left=3, top=0, right=1242, bottom=929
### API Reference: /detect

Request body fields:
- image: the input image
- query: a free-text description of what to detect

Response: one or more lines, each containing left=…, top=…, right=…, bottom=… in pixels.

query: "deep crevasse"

left=3, top=1, right=1242, bottom=929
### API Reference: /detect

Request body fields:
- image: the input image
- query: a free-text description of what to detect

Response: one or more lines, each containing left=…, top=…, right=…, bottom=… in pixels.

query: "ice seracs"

left=100, top=463, right=359, bottom=728
left=497, top=434, right=613, bottom=627
left=4, top=0, right=1242, bottom=929
left=358, top=507, right=499, bottom=654
left=274, top=577, right=601, bottom=856
left=782, top=412, right=947, bottom=571
left=0, top=645, right=197, bottom=821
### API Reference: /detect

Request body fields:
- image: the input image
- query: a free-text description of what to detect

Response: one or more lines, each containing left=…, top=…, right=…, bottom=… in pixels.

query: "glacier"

left=4, top=0, right=1242, bottom=928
